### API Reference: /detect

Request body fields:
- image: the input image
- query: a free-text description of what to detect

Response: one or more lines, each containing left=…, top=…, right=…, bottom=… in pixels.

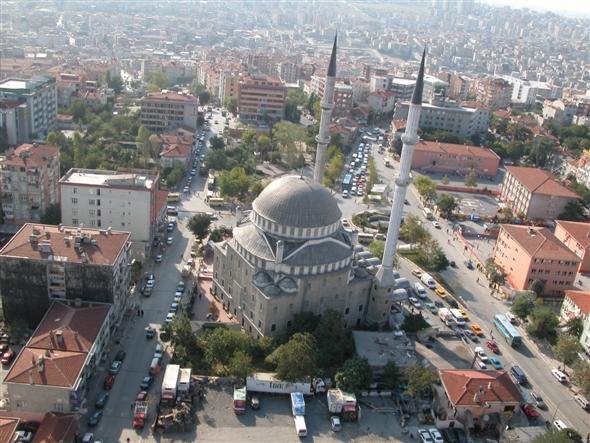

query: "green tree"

left=219, top=167, right=253, bottom=199
left=209, top=135, right=225, bottom=150
left=559, top=200, right=586, bottom=221
left=148, top=71, right=170, bottom=92
left=565, top=316, right=584, bottom=339
left=527, top=306, right=559, bottom=343
left=205, top=149, right=230, bottom=171
left=189, top=79, right=205, bottom=95
left=251, top=180, right=265, bottom=198
left=165, top=164, right=185, bottom=188
left=528, top=279, right=546, bottom=296
left=334, top=357, right=372, bottom=392
left=324, top=146, right=345, bottom=187
left=290, top=312, right=321, bottom=334
left=572, top=360, right=590, bottom=396
left=368, top=240, right=386, bottom=261
left=413, top=175, right=437, bottom=201
left=227, top=350, right=253, bottom=381
left=224, top=96, right=238, bottom=114
left=40, top=203, right=61, bottom=224
left=198, top=90, right=211, bottom=105
left=381, top=360, right=401, bottom=389
left=313, top=310, right=354, bottom=370
left=107, top=75, right=124, bottom=93
left=399, top=214, right=429, bottom=245
left=525, top=136, right=555, bottom=167
left=266, top=333, right=318, bottom=381
left=256, top=135, right=272, bottom=159
left=554, top=334, right=582, bottom=370
left=436, top=193, right=458, bottom=218
left=501, top=206, right=514, bottom=221
left=511, top=291, right=536, bottom=320
left=68, top=100, right=88, bottom=122
left=188, top=213, right=212, bottom=240
left=401, top=313, right=430, bottom=332
left=464, top=170, right=478, bottom=187
left=532, top=429, right=583, bottom=443
left=209, top=226, right=233, bottom=242
left=136, top=125, right=151, bottom=165
left=405, top=365, right=437, bottom=397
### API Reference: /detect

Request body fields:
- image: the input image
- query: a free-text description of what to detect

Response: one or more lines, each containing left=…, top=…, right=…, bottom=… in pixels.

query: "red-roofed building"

left=412, top=140, right=501, bottom=177
left=4, top=301, right=111, bottom=413
left=500, top=166, right=580, bottom=220
left=435, top=370, right=522, bottom=430
left=554, top=220, right=590, bottom=273
left=493, top=225, right=580, bottom=297
left=560, top=290, right=590, bottom=323
left=0, top=412, right=78, bottom=443
left=160, top=143, right=191, bottom=169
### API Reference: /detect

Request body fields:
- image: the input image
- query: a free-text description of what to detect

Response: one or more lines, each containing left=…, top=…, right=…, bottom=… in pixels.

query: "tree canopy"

left=553, top=334, right=582, bottom=368
left=334, top=357, right=372, bottom=392
left=527, top=305, right=559, bottom=344
left=511, top=291, right=536, bottom=320
left=436, top=193, right=458, bottom=218
left=188, top=213, right=212, bottom=240
left=413, top=175, right=437, bottom=201
left=266, top=333, right=318, bottom=381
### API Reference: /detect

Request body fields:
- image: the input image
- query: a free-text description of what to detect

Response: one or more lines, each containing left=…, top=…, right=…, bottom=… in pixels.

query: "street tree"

left=436, top=193, right=458, bottom=218
left=464, top=170, right=478, bottom=187
left=501, top=206, right=514, bottom=221
left=405, top=365, right=438, bottom=397
left=399, top=214, right=430, bottom=245
left=224, top=97, right=238, bottom=114
left=532, top=429, right=583, bottom=443
left=527, top=306, right=559, bottom=343
left=40, top=203, right=61, bottom=225
left=165, top=165, right=185, bottom=188
left=256, top=135, right=272, bottom=160
left=313, top=310, right=354, bottom=370
left=148, top=71, right=169, bottom=92
left=204, top=150, right=230, bottom=171
left=572, top=360, right=590, bottom=396
left=209, top=136, right=225, bottom=150
left=554, top=334, right=582, bottom=369
left=334, top=357, right=372, bottom=392
left=106, top=74, right=123, bottom=93
left=188, top=213, right=212, bottom=240
left=266, top=333, right=318, bottom=381
left=559, top=200, right=586, bottom=221
left=227, top=350, right=253, bottom=381
left=511, top=291, right=536, bottom=320
left=198, top=90, right=211, bottom=105
left=381, top=360, right=401, bottom=389
left=565, top=316, right=584, bottom=338
left=368, top=240, right=385, bottom=260
left=219, top=167, right=253, bottom=200
left=136, top=125, right=151, bottom=165
left=413, top=175, right=437, bottom=201
left=528, top=279, right=546, bottom=296
left=441, top=175, right=450, bottom=184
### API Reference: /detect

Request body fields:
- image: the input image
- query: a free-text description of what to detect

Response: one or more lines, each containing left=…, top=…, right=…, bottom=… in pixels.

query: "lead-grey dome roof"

left=253, top=175, right=341, bottom=229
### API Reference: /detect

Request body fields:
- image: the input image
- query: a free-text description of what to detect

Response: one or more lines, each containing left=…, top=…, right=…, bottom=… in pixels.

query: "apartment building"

left=0, top=412, right=78, bottom=442
left=393, top=100, right=490, bottom=138
left=500, top=166, right=579, bottom=220
left=554, top=220, right=590, bottom=274
left=160, top=142, right=191, bottom=169
left=0, top=223, right=130, bottom=325
left=368, top=90, right=396, bottom=113
left=0, top=99, right=29, bottom=145
left=369, top=75, right=389, bottom=92
left=277, top=61, right=299, bottom=83
left=139, top=91, right=198, bottom=133
left=493, top=224, right=580, bottom=297
left=574, top=150, right=590, bottom=188
left=59, top=168, right=164, bottom=256
left=307, top=74, right=353, bottom=116
left=0, top=143, right=60, bottom=224
left=412, top=140, right=500, bottom=177
left=4, top=301, right=112, bottom=413
left=389, top=78, right=416, bottom=102
left=542, top=99, right=577, bottom=126
left=218, top=70, right=240, bottom=103
left=0, top=76, right=57, bottom=140
left=473, top=77, right=512, bottom=109
left=559, top=289, right=590, bottom=324
left=238, top=74, right=286, bottom=121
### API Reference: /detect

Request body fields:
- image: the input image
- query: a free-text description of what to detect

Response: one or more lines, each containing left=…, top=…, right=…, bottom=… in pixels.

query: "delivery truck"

left=161, top=364, right=180, bottom=403
left=233, top=386, right=247, bottom=414
left=132, top=401, right=148, bottom=429
left=246, top=372, right=326, bottom=395
left=291, top=392, right=305, bottom=416
left=327, top=389, right=359, bottom=421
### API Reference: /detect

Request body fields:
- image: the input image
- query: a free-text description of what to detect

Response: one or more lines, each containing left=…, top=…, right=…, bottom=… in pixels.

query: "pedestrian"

left=141, top=309, right=144, bottom=317
left=137, top=309, right=140, bottom=317
left=476, top=277, right=479, bottom=283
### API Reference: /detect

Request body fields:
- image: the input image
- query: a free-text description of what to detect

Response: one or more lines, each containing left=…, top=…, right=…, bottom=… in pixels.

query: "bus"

left=493, top=314, right=522, bottom=347
left=342, top=174, right=353, bottom=191
left=167, top=192, right=181, bottom=203
left=207, top=197, right=225, bottom=207
left=357, top=232, right=374, bottom=245
left=423, top=207, right=434, bottom=220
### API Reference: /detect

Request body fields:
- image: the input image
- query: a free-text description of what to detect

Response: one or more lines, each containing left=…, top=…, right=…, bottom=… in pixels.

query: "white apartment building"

left=369, top=75, right=389, bottom=92
left=59, top=168, right=164, bottom=257
left=140, top=91, right=198, bottom=133
left=0, top=76, right=57, bottom=140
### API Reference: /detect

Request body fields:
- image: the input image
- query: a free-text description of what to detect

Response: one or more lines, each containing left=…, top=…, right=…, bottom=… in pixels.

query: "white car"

left=342, top=219, right=350, bottom=227
left=166, top=237, right=173, bottom=245
left=145, top=279, right=155, bottom=289
left=418, top=429, right=434, bottom=443
left=553, top=419, right=568, bottom=431
left=165, top=313, right=175, bottom=323
left=551, top=368, right=567, bottom=383
left=432, top=220, right=441, bottom=229
left=330, top=415, right=342, bottom=432
left=409, top=297, right=422, bottom=309
left=414, top=282, right=427, bottom=299
left=474, top=346, right=489, bottom=363
left=477, top=360, right=488, bottom=370
left=429, top=429, right=444, bottom=443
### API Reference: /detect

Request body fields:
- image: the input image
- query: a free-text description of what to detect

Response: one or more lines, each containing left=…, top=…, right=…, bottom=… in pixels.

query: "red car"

left=103, top=374, right=116, bottom=390
left=486, top=340, right=500, bottom=354
left=521, top=404, right=540, bottom=419
left=1, top=349, right=15, bottom=366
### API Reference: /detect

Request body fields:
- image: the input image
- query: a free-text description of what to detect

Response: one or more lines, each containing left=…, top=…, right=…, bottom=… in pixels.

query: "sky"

left=484, top=0, right=590, bottom=17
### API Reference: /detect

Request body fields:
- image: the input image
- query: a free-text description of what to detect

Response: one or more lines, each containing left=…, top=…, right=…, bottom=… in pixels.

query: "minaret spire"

left=375, top=48, right=426, bottom=287
left=313, top=33, right=337, bottom=184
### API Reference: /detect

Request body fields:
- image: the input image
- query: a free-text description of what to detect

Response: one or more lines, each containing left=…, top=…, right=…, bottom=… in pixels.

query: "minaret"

left=375, top=49, right=426, bottom=288
left=313, top=34, right=337, bottom=184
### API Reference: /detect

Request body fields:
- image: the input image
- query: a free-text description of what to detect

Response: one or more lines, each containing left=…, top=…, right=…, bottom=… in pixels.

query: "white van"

left=574, top=394, right=590, bottom=410
left=421, top=273, right=437, bottom=289
left=414, top=282, right=427, bottom=299
left=294, top=415, right=307, bottom=437
left=551, top=368, right=567, bottom=383
left=553, top=419, right=568, bottom=431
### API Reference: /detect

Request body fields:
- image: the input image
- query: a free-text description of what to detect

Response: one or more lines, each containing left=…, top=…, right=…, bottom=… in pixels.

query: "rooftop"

left=0, top=76, right=54, bottom=93
left=500, top=225, right=580, bottom=261
left=352, top=330, right=418, bottom=369
left=439, top=369, right=522, bottom=406
left=505, top=166, right=579, bottom=198
left=415, top=140, right=501, bottom=161
left=0, top=417, right=19, bottom=443
left=0, top=223, right=130, bottom=265
left=0, top=143, right=58, bottom=168
left=32, top=412, right=78, bottom=443
left=555, top=220, right=590, bottom=249
left=59, top=168, right=157, bottom=189
left=142, top=91, right=198, bottom=103
left=160, top=143, right=191, bottom=158
left=564, top=290, right=590, bottom=315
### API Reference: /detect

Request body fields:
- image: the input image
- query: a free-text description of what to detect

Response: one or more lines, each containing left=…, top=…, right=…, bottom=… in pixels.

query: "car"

left=183, top=186, right=190, bottom=193
left=103, top=374, right=115, bottom=390
left=250, top=395, right=260, bottom=410
left=191, top=169, right=197, bottom=176
left=145, top=326, right=155, bottom=339
left=489, top=357, right=503, bottom=369
left=12, top=430, right=33, bottom=442
left=404, top=199, right=410, bottom=205
left=109, top=361, right=122, bottom=375
left=87, top=410, right=103, bottom=427
left=165, top=313, right=175, bottom=323
left=449, top=260, right=457, bottom=268
left=152, top=237, right=160, bottom=247
left=136, top=390, right=148, bottom=401
left=434, top=287, right=446, bottom=297
left=412, top=269, right=423, bottom=278
left=464, top=260, right=474, bottom=269
left=154, top=344, right=164, bottom=360
left=1, top=349, right=15, bottom=365
left=425, top=302, right=437, bottom=314
left=429, top=429, right=444, bottom=443
left=167, top=222, right=175, bottom=232
left=173, top=296, right=182, bottom=304
left=474, top=347, right=489, bottom=362
left=551, top=368, right=567, bottom=383
left=486, top=340, right=499, bottom=353
left=409, top=297, right=422, bottom=309
left=114, top=350, right=126, bottom=362
left=176, top=281, right=185, bottom=292
left=553, top=419, right=568, bottom=431
left=418, top=428, right=434, bottom=443
left=432, top=221, right=441, bottom=229
left=447, top=298, right=459, bottom=309
left=531, top=391, right=547, bottom=409
left=169, top=303, right=179, bottom=313
left=434, top=300, right=444, bottom=308
left=145, top=279, right=155, bottom=289
left=470, top=324, right=484, bottom=336
left=458, top=308, right=469, bottom=320
left=140, top=375, right=153, bottom=390
left=330, top=415, right=342, bottom=432
left=463, top=330, right=478, bottom=342
left=166, top=237, right=173, bottom=245
left=81, top=433, right=94, bottom=443
left=154, top=254, right=163, bottom=263
left=95, top=391, right=109, bottom=409
left=476, top=360, right=488, bottom=370
left=414, top=283, right=427, bottom=299
left=175, top=290, right=183, bottom=298
left=521, top=404, right=541, bottom=419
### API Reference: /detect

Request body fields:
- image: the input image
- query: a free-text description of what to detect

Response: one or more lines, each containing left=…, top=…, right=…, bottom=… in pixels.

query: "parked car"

left=464, top=260, right=474, bottom=269
left=140, top=375, right=153, bottom=390
left=489, top=357, right=503, bottom=369
left=551, top=368, right=567, bottom=383
left=176, top=281, right=185, bottom=292
left=165, top=313, right=175, bottom=323
left=432, top=221, right=441, bottom=229
left=136, top=391, right=148, bottom=401
left=521, top=404, right=541, bottom=419
left=103, top=374, right=115, bottom=390
left=330, top=415, right=342, bottom=432
left=474, top=347, right=489, bottom=363
left=429, top=429, right=444, bottom=443
left=418, top=428, right=434, bottom=443
left=109, top=361, right=122, bottom=375
left=145, top=326, right=155, bottom=339
left=470, top=324, right=484, bottom=336
left=531, top=391, right=547, bottom=409
left=463, top=330, right=478, bottom=342
left=409, top=297, right=422, bottom=309
left=1, top=349, right=15, bottom=366
left=166, top=237, right=173, bottom=245
left=434, top=287, right=446, bottom=297
left=12, top=430, right=33, bottom=442
left=95, top=391, right=109, bottom=409
left=486, top=340, right=500, bottom=354
left=154, top=254, right=163, bottom=263
left=87, top=411, right=103, bottom=427
left=425, top=302, right=437, bottom=314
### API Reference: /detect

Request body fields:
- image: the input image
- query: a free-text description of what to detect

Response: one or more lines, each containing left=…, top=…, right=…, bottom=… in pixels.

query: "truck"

left=133, top=401, right=148, bottom=429
left=233, top=386, right=247, bottom=414
left=246, top=372, right=326, bottom=395
left=421, top=272, right=437, bottom=289
left=438, top=308, right=454, bottom=326
left=161, top=364, right=180, bottom=403
left=178, top=368, right=192, bottom=393
left=326, top=389, right=359, bottom=421
left=291, top=392, right=305, bottom=416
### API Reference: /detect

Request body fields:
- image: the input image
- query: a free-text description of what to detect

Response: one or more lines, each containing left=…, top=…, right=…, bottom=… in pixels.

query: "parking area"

left=436, top=191, right=501, bottom=219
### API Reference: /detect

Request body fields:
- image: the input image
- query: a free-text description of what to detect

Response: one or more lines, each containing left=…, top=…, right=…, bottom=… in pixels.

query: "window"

left=72, top=218, right=78, bottom=225
left=73, top=187, right=78, bottom=194
left=358, top=304, right=364, bottom=312
left=89, top=209, right=95, bottom=216
left=345, top=307, right=350, bottom=315
left=88, top=199, right=95, bottom=206
left=271, top=324, right=276, bottom=332
left=71, top=197, right=78, bottom=204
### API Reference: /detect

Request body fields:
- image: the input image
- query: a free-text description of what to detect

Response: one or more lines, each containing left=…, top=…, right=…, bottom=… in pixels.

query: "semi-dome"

left=252, top=175, right=341, bottom=230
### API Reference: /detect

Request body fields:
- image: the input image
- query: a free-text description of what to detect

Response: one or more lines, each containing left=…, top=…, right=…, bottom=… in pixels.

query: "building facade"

left=4, top=301, right=112, bottom=413
left=0, top=143, right=60, bottom=224
left=212, top=176, right=373, bottom=337
left=0, top=223, right=130, bottom=325
left=493, top=225, right=580, bottom=297
left=0, top=76, right=57, bottom=140
left=139, top=91, right=198, bottom=133
left=473, top=77, right=512, bottom=109
left=238, top=74, right=286, bottom=121
left=411, top=140, right=500, bottom=177
left=368, top=91, right=396, bottom=114
left=500, top=166, right=580, bottom=220
left=0, top=99, right=29, bottom=145
left=59, top=168, right=162, bottom=257
left=554, top=220, right=590, bottom=274
left=308, top=75, right=353, bottom=117
left=218, top=70, right=240, bottom=104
